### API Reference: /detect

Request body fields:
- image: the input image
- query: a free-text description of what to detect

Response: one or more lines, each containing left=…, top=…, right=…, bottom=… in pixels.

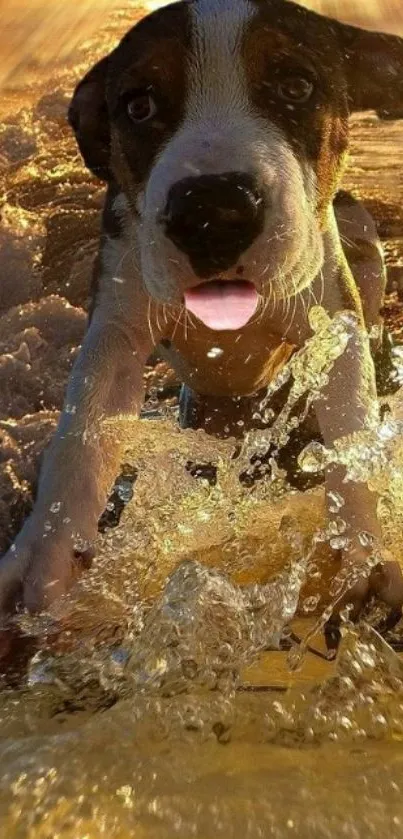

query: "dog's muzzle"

left=161, top=171, right=265, bottom=278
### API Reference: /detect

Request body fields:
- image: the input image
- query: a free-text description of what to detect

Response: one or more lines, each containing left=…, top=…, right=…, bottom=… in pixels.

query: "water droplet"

left=328, top=518, right=346, bottom=536
left=358, top=531, right=375, bottom=548
left=116, top=480, right=134, bottom=504
left=207, top=347, right=223, bottom=359
left=302, top=594, right=321, bottom=613
left=378, top=418, right=400, bottom=442
left=328, top=490, right=345, bottom=512
left=299, top=441, right=331, bottom=473
left=329, top=536, right=350, bottom=550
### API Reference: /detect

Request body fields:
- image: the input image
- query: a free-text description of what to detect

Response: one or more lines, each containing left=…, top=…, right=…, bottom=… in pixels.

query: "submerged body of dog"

left=1, top=0, right=403, bottom=621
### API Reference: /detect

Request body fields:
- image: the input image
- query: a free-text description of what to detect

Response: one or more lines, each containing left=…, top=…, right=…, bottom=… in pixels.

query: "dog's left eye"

left=277, top=76, right=314, bottom=104
left=126, top=89, right=157, bottom=123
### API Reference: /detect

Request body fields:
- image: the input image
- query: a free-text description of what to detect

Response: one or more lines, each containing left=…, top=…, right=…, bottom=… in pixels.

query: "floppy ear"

left=338, top=23, right=403, bottom=119
left=68, top=56, right=110, bottom=180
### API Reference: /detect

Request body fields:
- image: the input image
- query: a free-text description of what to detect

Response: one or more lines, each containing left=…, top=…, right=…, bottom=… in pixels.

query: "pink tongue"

left=184, top=281, right=258, bottom=331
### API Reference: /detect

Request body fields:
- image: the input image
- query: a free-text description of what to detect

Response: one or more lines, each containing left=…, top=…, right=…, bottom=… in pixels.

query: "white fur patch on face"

left=137, top=0, right=323, bottom=305
left=188, top=0, right=255, bottom=121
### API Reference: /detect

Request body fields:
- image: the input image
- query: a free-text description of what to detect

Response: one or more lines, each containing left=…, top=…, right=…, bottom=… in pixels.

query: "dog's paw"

left=0, top=520, right=96, bottom=617
left=325, top=547, right=403, bottom=651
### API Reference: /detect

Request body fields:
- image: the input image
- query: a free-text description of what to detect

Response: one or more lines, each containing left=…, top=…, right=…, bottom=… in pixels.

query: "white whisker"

left=171, top=305, right=185, bottom=341
left=147, top=298, right=156, bottom=347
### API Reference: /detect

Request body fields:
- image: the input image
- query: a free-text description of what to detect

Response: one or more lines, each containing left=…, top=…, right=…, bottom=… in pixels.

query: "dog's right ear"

left=68, top=56, right=110, bottom=181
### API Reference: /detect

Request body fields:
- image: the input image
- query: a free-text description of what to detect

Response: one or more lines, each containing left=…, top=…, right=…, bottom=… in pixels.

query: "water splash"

left=126, top=559, right=305, bottom=696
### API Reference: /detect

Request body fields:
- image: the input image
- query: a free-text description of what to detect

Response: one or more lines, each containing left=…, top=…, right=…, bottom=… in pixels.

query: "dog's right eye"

left=277, top=75, right=314, bottom=104
left=126, top=89, right=157, bottom=123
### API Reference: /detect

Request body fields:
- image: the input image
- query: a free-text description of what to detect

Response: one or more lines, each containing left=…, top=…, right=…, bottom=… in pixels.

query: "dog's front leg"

left=314, top=313, right=403, bottom=626
left=0, top=310, right=154, bottom=614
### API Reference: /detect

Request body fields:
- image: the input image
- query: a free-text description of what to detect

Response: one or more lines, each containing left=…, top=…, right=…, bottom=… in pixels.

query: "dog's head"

left=69, top=0, right=403, bottom=330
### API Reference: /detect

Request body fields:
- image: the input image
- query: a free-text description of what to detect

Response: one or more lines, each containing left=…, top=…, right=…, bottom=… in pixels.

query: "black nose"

left=162, top=172, right=265, bottom=277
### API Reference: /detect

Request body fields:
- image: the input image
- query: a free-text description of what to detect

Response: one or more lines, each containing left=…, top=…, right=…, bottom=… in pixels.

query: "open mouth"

left=184, top=280, right=259, bottom=331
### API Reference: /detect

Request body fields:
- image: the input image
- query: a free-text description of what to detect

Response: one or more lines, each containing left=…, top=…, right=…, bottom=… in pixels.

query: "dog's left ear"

left=338, top=23, right=403, bottom=119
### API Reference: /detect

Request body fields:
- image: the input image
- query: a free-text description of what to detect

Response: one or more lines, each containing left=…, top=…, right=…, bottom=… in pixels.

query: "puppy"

left=1, top=0, right=403, bottom=621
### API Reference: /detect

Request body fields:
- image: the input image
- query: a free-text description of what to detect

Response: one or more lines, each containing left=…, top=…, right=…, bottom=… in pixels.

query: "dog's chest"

left=161, top=319, right=295, bottom=397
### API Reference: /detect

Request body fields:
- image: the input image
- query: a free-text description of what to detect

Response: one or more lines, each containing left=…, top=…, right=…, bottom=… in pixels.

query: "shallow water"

left=1, top=1, right=403, bottom=837
left=3, top=703, right=403, bottom=839
left=1, top=606, right=403, bottom=837
left=2, top=342, right=403, bottom=836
